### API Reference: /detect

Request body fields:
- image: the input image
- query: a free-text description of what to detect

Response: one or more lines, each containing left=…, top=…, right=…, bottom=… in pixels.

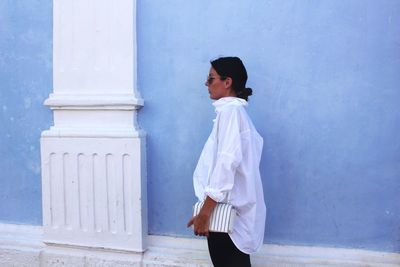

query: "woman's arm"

left=188, top=107, right=242, bottom=236
left=187, top=196, right=217, bottom=237
left=204, top=107, right=242, bottom=202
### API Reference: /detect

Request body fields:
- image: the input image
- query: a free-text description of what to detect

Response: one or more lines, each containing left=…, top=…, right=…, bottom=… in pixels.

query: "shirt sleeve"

left=205, top=106, right=243, bottom=202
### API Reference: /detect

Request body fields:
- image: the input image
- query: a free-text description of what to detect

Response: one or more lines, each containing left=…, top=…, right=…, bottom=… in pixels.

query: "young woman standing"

left=187, top=57, right=266, bottom=267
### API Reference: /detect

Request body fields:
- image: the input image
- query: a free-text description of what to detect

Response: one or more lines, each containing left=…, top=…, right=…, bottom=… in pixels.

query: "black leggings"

left=207, top=232, right=251, bottom=267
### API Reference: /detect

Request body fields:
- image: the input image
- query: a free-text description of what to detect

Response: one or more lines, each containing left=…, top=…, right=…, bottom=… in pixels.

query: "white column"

left=40, top=0, right=147, bottom=253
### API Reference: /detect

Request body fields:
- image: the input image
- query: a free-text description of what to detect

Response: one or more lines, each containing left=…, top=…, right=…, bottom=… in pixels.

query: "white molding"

left=146, top=235, right=400, bottom=267
left=0, top=224, right=43, bottom=249
left=41, top=128, right=146, bottom=138
left=1, top=224, right=399, bottom=267
left=44, top=93, right=144, bottom=110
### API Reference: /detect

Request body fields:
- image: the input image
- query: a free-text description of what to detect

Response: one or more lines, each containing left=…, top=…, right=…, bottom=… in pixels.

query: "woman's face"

left=205, top=67, right=234, bottom=100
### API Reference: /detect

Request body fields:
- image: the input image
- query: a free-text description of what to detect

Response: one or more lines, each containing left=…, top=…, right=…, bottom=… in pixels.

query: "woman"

left=187, top=57, right=266, bottom=267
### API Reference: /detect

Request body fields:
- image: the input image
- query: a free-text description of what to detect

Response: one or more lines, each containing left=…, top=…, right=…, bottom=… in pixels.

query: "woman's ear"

left=224, top=77, right=233, bottom=89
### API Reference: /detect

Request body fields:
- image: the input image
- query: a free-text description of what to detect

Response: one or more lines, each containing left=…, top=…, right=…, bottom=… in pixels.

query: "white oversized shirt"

left=193, top=97, right=266, bottom=254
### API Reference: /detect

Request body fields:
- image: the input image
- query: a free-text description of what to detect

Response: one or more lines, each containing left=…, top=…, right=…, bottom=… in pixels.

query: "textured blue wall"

left=138, top=1, right=400, bottom=252
left=0, top=0, right=399, bottom=253
left=0, top=1, right=52, bottom=225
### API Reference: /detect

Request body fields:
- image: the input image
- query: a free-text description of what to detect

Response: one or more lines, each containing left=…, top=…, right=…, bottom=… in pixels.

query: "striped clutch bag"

left=193, top=201, right=236, bottom=233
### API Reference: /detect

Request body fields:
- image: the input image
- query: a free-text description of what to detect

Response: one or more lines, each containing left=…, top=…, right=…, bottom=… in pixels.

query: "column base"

left=41, top=136, right=147, bottom=252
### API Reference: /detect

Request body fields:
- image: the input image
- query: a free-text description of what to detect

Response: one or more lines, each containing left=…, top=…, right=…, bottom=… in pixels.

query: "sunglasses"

left=206, top=75, right=226, bottom=85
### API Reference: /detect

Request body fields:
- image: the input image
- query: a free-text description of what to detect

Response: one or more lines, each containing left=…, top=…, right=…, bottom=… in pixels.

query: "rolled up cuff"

left=204, top=186, right=226, bottom=202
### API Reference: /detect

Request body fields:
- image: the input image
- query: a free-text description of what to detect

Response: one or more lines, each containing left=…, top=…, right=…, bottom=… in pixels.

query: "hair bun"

left=244, top=87, right=253, bottom=96
left=236, top=87, right=253, bottom=101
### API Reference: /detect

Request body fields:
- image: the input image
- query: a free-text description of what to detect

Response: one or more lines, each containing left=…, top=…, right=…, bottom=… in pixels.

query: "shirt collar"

left=212, top=97, right=248, bottom=113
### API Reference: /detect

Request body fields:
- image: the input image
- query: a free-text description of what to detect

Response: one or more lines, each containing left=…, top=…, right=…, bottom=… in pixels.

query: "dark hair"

left=210, top=56, right=253, bottom=101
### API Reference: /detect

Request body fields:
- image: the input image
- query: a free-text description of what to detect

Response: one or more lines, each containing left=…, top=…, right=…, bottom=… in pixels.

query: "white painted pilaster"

left=40, top=0, right=146, bottom=253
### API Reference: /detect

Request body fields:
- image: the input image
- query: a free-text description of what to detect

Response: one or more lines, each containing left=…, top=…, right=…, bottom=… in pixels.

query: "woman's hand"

left=187, top=196, right=217, bottom=237
left=187, top=213, right=211, bottom=237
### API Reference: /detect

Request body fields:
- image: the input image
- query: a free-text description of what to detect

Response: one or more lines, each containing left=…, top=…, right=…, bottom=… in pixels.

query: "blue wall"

left=138, top=1, right=400, bottom=252
left=0, top=0, right=399, bottom=253
left=0, top=0, right=52, bottom=225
